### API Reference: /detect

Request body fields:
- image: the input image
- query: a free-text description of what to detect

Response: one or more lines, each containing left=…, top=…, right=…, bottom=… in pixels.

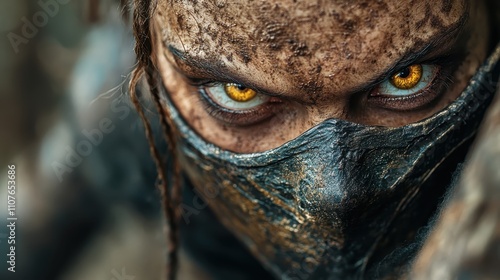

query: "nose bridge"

left=306, top=145, right=347, bottom=199
left=304, top=144, right=368, bottom=215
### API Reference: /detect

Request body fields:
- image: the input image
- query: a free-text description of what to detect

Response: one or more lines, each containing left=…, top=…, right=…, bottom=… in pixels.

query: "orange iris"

left=224, top=83, right=257, bottom=102
left=390, top=64, right=423, bottom=90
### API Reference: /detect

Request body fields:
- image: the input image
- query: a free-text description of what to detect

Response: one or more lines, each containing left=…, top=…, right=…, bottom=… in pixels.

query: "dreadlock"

left=127, top=0, right=181, bottom=279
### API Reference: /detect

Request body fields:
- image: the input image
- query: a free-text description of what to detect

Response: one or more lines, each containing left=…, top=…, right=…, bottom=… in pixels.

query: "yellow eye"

left=224, top=83, right=257, bottom=102
left=390, top=64, right=423, bottom=89
left=203, top=83, right=269, bottom=111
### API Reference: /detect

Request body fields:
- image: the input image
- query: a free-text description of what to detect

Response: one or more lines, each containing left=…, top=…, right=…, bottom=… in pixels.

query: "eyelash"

left=368, top=65, right=454, bottom=111
left=196, top=86, right=282, bottom=126
left=191, top=58, right=458, bottom=125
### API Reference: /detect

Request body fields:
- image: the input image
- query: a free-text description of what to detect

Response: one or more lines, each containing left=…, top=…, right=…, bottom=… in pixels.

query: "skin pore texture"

left=154, top=0, right=490, bottom=153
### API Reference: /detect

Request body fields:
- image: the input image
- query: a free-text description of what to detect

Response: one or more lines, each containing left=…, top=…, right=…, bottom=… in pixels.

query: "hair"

left=127, top=0, right=181, bottom=279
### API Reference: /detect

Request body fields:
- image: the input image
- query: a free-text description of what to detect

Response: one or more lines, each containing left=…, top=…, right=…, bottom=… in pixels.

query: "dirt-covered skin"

left=154, top=0, right=490, bottom=153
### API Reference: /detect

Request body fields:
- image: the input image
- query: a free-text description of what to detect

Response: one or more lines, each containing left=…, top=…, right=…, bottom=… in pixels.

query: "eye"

left=373, top=64, right=438, bottom=97
left=204, top=83, right=269, bottom=110
left=368, top=64, right=444, bottom=111
left=199, top=83, right=281, bottom=126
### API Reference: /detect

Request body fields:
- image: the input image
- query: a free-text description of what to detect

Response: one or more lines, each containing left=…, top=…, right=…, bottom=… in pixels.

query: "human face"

left=154, top=0, right=490, bottom=153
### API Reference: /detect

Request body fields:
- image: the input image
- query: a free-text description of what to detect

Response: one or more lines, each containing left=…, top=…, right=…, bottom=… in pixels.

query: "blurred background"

left=0, top=1, right=196, bottom=279
left=1, top=1, right=497, bottom=280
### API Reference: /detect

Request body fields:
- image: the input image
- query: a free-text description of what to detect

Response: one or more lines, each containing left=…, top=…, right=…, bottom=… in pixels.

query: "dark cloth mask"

left=164, top=44, right=500, bottom=279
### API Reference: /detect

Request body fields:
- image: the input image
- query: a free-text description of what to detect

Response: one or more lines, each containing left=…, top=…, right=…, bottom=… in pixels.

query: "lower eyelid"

left=197, top=87, right=280, bottom=126
left=368, top=88, right=441, bottom=111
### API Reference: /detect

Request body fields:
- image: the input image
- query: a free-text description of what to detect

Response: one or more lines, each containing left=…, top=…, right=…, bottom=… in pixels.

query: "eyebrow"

left=166, top=10, right=469, bottom=98
left=347, top=10, right=469, bottom=94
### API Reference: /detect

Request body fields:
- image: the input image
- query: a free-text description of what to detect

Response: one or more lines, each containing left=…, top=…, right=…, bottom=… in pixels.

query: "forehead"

left=156, top=0, right=467, bottom=99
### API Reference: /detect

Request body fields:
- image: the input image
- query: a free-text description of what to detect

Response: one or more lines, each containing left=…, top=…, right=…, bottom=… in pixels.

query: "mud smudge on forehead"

left=252, top=2, right=310, bottom=57
left=415, top=2, right=461, bottom=30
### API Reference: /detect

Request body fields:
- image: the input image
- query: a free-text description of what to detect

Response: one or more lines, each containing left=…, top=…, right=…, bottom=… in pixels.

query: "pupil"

left=236, top=84, right=247, bottom=91
left=398, top=68, right=411, bottom=78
